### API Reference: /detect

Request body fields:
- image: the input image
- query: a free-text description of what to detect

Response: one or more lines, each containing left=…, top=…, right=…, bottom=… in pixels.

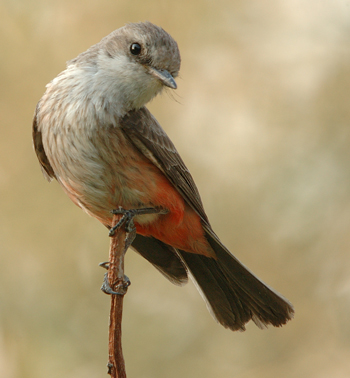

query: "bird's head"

left=68, top=22, right=181, bottom=114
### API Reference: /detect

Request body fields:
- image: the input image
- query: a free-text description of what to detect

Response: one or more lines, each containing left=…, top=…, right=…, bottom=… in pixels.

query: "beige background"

left=1, top=0, right=350, bottom=377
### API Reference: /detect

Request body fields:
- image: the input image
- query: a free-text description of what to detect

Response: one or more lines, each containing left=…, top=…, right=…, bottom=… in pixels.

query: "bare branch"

left=106, top=213, right=127, bottom=378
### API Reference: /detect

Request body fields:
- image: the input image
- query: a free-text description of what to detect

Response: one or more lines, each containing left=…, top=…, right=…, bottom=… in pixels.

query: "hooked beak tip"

left=149, top=67, right=177, bottom=89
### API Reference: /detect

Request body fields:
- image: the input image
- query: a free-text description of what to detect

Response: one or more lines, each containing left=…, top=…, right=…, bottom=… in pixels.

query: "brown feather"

left=32, top=103, right=56, bottom=181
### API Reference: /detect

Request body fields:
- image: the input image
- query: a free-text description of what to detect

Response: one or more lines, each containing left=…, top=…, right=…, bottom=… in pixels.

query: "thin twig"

left=107, top=213, right=127, bottom=378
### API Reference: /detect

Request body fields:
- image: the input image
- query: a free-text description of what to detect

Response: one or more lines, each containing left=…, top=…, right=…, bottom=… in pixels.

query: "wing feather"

left=119, top=107, right=210, bottom=225
left=32, top=103, right=56, bottom=181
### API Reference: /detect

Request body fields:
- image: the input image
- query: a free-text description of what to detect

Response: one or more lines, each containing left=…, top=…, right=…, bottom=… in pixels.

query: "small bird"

left=33, top=21, right=294, bottom=331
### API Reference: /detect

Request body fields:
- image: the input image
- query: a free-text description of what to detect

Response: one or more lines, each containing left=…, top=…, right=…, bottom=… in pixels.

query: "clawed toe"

left=100, top=269, right=131, bottom=295
left=109, top=206, right=168, bottom=236
left=102, top=207, right=168, bottom=295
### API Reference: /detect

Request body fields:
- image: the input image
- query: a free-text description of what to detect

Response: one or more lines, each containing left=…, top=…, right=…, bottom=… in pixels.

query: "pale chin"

left=132, top=79, right=165, bottom=110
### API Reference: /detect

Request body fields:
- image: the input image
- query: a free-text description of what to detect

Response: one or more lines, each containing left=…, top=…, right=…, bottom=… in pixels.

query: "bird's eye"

left=130, top=43, right=142, bottom=55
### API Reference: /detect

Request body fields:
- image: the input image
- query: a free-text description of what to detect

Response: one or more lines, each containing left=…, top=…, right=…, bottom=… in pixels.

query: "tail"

left=177, top=228, right=294, bottom=331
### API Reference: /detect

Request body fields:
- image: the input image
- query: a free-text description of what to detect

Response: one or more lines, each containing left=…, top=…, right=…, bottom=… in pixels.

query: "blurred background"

left=1, top=0, right=350, bottom=377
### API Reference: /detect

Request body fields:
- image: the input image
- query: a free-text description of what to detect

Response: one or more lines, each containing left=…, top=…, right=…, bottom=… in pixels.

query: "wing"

left=119, top=107, right=210, bottom=225
left=32, top=103, right=56, bottom=181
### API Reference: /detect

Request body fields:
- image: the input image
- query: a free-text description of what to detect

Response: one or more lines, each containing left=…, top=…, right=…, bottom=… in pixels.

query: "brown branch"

left=106, top=213, right=128, bottom=378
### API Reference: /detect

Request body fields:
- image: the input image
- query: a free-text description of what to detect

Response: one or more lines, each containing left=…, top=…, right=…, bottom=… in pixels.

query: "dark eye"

left=130, top=43, right=142, bottom=55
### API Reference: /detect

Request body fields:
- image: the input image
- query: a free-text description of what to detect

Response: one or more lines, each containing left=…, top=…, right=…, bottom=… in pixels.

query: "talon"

left=108, top=215, right=127, bottom=237
left=103, top=207, right=167, bottom=295
left=100, top=272, right=130, bottom=295
left=107, top=362, right=113, bottom=375
left=123, top=274, right=131, bottom=287
left=99, top=261, right=110, bottom=270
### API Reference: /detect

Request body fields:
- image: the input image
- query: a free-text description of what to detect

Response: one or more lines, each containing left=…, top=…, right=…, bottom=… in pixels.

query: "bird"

left=33, top=21, right=294, bottom=331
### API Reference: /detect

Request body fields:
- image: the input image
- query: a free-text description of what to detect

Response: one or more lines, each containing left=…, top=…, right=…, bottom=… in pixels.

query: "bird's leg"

left=101, top=206, right=168, bottom=295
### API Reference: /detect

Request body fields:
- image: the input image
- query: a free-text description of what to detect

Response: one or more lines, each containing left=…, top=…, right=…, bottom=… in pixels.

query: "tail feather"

left=131, top=231, right=294, bottom=331
left=177, top=229, right=294, bottom=331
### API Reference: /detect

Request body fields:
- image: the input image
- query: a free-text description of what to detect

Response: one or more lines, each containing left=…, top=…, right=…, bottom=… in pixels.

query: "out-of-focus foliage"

left=1, top=0, right=350, bottom=377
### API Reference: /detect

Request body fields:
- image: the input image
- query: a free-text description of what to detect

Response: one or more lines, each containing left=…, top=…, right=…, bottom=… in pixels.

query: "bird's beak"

left=149, top=67, right=177, bottom=89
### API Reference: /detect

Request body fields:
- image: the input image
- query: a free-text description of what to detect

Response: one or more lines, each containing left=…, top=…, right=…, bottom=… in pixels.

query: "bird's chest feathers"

left=43, top=107, right=159, bottom=214
left=39, top=72, right=173, bottom=223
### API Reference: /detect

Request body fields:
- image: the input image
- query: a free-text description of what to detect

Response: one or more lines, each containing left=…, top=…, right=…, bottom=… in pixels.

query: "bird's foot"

left=108, top=206, right=168, bottom=236
left=102, top=207, right=168, bottom=295
left=99, top=262, right=131, bottom=295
